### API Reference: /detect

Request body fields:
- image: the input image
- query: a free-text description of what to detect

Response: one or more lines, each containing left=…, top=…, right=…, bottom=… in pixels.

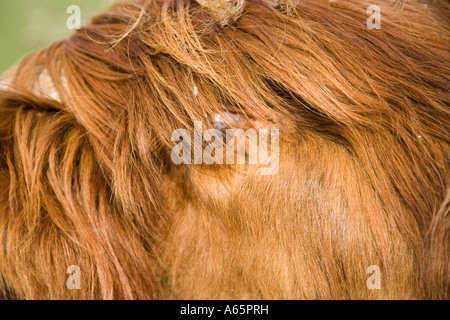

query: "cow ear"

left=213, top=112, right=278, bottom=132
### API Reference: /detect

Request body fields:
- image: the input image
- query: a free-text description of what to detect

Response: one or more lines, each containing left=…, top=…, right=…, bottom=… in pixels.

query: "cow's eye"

left=213, top=112, right=247, bottom=130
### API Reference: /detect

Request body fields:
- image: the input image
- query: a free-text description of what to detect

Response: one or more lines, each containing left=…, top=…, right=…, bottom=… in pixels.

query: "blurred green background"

left=0, top=0, right=119, bottom=74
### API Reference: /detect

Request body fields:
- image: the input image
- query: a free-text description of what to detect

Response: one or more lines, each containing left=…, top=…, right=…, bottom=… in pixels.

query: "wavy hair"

left=0, top=0, right=449, bottom=299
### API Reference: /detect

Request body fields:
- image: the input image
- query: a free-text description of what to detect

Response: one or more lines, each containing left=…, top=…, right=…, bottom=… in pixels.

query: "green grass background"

left=0, top=0, right=118, bottom=74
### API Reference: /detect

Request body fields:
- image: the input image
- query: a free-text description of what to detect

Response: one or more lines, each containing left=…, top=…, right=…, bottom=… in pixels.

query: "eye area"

left=213, top=112, right=247, bottom=130
left=0, top=77, right=11, bottom=90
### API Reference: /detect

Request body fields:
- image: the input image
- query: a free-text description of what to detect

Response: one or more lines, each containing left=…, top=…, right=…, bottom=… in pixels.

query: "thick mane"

left=0, top=0, right=449, bottom=299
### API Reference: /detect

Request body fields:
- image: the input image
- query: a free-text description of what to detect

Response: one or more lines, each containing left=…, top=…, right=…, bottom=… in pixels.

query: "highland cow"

left=0, top=0, right=449, bottom=299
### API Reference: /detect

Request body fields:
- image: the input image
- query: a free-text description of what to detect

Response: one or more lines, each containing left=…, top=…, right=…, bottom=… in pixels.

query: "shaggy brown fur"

left=0, top=0, right=449, bottom=300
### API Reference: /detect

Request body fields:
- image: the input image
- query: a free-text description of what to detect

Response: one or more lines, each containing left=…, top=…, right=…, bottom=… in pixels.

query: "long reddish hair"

left=0, top=0, right=449, bottom=299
